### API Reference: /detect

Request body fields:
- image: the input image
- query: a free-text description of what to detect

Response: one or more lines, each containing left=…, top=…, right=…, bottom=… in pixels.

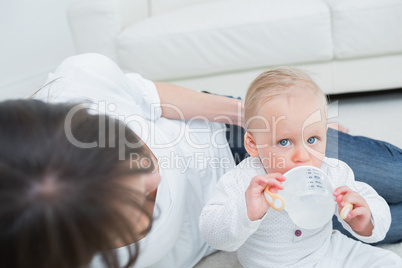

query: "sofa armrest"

left=67, top=0, right=121, bottom=61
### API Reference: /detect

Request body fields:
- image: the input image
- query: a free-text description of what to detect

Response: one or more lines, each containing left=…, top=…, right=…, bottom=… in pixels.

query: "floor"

left=328, top=89, right=402, bottom=149
left=195, top=89, right=402, bottom=267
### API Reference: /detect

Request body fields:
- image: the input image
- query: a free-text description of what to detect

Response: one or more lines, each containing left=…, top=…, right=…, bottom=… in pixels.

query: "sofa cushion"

left=325, top=0, right=402, bottom=59
left=150, top=0, right=217, bottom=16
left=116, top=0, right=332, bottom=80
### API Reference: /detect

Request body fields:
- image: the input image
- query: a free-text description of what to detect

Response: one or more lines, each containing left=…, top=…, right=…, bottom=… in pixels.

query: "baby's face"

left=247, top=86, right=327, bottom=174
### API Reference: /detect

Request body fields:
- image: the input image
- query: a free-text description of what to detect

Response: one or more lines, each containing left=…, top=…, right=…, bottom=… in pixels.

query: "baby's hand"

left=333, top=186, right=373, bottom=236
left=246, top=174, right=286, bottom=221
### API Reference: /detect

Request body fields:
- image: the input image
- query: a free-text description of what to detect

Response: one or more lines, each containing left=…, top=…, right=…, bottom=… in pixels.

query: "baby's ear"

left=244, top=132, right=259, bottom=157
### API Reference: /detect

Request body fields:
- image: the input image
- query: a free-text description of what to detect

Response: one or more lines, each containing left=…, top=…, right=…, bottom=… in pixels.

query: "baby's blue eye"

left=279, top=139, right=291, bottom=147
left=307, top=137, right=318, bottom=144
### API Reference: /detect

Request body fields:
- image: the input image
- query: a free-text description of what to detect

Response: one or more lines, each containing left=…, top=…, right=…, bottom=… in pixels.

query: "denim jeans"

left=226, top=125, right=402, bottom=244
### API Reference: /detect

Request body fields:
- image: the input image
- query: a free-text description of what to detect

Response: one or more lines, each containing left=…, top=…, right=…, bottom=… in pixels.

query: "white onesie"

left=200, top=157, right=402, bottom=267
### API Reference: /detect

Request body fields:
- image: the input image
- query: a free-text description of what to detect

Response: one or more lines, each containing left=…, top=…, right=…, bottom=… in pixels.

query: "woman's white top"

left=34, top=53, right=235, bottom=268
left=199, top=156, right=391, bottom=267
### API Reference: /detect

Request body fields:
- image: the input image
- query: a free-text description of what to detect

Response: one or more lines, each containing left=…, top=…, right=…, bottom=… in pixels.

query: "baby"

left=199, top=68, right=402, bottom=267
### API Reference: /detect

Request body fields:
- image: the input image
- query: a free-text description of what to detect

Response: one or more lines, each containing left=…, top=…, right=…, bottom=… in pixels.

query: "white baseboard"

left=170, top=54, right=402, bottom=98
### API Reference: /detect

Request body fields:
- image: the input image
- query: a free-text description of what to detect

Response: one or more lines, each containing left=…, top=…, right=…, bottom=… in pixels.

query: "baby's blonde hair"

left=244, top=67, right=327, bottom=130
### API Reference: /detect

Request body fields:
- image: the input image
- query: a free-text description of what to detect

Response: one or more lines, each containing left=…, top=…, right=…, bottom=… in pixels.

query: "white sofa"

left=67, top=0, right=402, bottom=97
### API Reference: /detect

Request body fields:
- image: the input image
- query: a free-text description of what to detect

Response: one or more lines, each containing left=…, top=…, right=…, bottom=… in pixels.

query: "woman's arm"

left=155, top=82, right=244, bottom=127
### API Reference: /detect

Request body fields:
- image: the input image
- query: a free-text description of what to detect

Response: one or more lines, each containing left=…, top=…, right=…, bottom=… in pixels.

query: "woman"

left=31, top=53, right=242, bottom=268
left=1, top=53, right=401, bottom=267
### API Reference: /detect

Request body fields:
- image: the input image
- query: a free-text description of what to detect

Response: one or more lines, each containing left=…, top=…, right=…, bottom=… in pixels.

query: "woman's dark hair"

left=0, top=99, right=155, bottom=268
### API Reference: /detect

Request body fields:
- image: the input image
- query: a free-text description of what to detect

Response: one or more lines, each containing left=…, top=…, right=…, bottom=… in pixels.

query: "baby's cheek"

left=313, top=158, right=324, bottom=169
left=311, top=146, right=326, bottom=167
left=262, top=157, right=289, bottom=174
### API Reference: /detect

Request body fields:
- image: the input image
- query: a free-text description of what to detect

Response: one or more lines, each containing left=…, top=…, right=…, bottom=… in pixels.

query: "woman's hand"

left=333, top=186, right=374, bottom=236
left=245, top=174, right=285, bottom=221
